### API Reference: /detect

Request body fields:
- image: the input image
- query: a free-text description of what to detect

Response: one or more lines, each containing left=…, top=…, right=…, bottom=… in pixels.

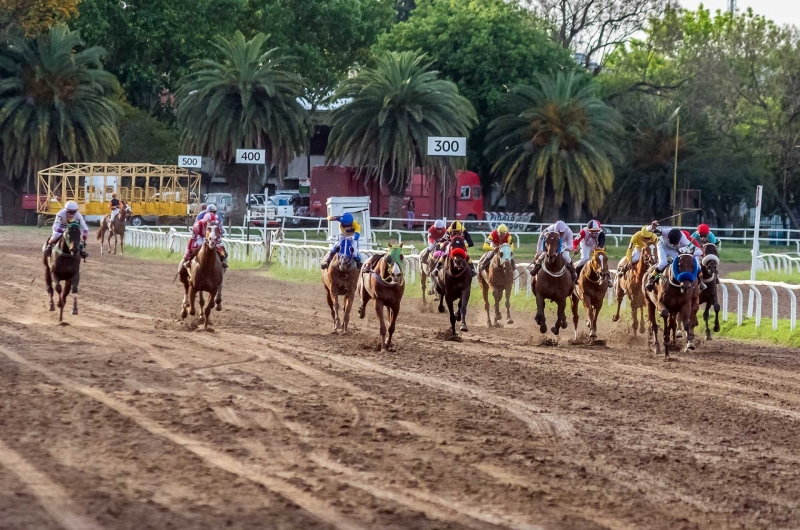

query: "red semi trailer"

left=309, top=166, right=484, bottom=222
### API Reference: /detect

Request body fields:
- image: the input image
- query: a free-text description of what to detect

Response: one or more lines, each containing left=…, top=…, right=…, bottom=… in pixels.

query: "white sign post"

left=427, top=136, right=467, bottom=219
left=748, top=185, right=763, bottom=317
left=235, top=149, right=266, bottom=246
left=177, top=155, right=202, bottom=169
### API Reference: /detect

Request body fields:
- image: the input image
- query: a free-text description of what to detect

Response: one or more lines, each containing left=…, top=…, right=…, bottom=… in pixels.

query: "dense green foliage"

left=325, top=51, right=476, bottom=216
left=113, top=103, right=180, bottom=165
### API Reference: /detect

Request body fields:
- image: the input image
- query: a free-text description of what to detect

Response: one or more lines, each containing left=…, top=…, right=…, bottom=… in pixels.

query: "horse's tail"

left=96, top=225, right=105, bottom=240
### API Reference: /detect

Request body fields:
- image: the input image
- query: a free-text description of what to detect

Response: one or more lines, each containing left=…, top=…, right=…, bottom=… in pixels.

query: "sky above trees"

left=683, top=0, right=800, bottom=27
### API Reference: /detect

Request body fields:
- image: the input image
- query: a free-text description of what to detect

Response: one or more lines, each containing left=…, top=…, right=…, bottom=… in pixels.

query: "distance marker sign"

left=427, top=137, right=467, bottom=157
left=178, top=155, right=201, bottom=168
left=236, top=149, right=266, bottom=164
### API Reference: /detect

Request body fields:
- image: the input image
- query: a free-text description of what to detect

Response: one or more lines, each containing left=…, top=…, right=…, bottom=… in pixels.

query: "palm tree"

left=325, top=51, right=477, bottom=217
left=0, top=25, right=121, bottom=189
left=486, top=71, right=622, bottom=219
left=176, top=31, right=311, bottom=223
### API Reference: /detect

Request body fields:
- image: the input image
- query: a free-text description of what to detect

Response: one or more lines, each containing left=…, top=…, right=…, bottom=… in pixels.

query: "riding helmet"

left=340, top=212, right=354, bottom=225
left=449, top=220, right=464, bottom=232
left=206, top=203, right=217, bottom=213
left=497, top=224, right=508, bottom=234
left=640, top=225, right=654, bottom=239
left=697, top=223, right=710, bottom=236
left=667, top=228, right=682, bottom=246
left=554, top=220, right=567, bottom=233
left=587, top=220, right=602, bottom=232
left=434, top=219, right=446, bottom=229
left=65, top=200, right=79, bottom=213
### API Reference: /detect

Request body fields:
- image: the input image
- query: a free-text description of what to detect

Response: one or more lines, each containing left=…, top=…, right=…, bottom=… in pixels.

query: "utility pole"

left=728, top=0, right=736, bottom=15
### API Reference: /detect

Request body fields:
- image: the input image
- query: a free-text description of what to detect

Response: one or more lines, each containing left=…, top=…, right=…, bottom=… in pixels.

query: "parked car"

left=200, top=193, right=233, bottom=216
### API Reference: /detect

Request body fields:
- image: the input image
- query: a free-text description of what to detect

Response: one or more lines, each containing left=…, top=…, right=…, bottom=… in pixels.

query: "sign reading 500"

left=236, top=149, right=266, bottom=164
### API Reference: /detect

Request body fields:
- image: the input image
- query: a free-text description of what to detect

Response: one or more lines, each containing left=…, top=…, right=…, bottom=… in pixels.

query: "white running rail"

left=124, top=227, right=267, bottom=263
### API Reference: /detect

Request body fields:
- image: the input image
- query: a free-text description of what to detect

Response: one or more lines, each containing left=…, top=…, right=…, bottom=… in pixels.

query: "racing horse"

left=96, top=201, right=130, bottom=255
left=532, top=231, right=575, bottom=336
left=358, top=245, right=405, bottom=351
left=179, top=221, right=224, bottom=330
left=418, top=246, right=438, bottom=305
left=435, top=236, right=472, bottom=335
left=478, top=243, right=515, bottom=327
left=43, top=221, right=82, bottom=322
left=644, top=251, right=700, bottom=359
left=699, top=243, right=721, bottom=340
left=572, top=247, right=612, bottom=340
left=322, top=237, right=359, bottom=333
left=612, top=243, right=656, bottom=335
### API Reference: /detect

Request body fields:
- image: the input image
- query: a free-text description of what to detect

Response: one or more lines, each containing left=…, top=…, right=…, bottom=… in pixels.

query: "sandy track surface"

left=1, top=230, right=799, bottom=529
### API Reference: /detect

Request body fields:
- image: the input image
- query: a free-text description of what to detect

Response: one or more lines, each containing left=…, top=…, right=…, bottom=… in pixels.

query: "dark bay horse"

left=97, top=203, right=130, bottom=255
left=435, top=237, right=472, bottom=335
left=532, top=231, right=575, bottom=336
left=478, top=243, right=515, bottom=327
left=322, top=238, right=359, bottom=333
left=612, top=243, right=656, bottom=335
left=699, top=243, right=721, bottom=340
left=358, top=245, right=405, bottom=352
left=572, top=248, right=611, bottom=340
left=179, top=222, right=224, bottom=330
left=644, top=252, right=700, bottom=359
left=43, top=221, right=82, bottom=322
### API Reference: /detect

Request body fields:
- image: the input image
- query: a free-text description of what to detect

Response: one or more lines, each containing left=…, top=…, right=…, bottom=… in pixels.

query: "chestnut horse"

left=612, top=243, right=656, bottom=335
left=532, top=231, right=575, bottom=336
left=322, top=237, right=359, bottom=333
left=179, top=222, right=224, bottom=330
left=358, top=245, right=405, bottom=352
left=699, top=243, right=721, bottom=340
left=478, top=243, right=515, bottom=327
left=97, top=202, right=130, bottom=255
left=434, top=237, right=472, bottom=335
left=572, top=248, right=611, bottom=340
left=644, top=252, right=700, bottom=359
left=43, top=221, right=82, bottom=322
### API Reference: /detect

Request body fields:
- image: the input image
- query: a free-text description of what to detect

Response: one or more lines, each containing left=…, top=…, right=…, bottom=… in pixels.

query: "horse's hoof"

left=57, top=300, right=63, bottom=308
left=639, top=325, right=646, bottom=334
left=612, top=315, right=620, bottom=322
left=685, top=341, right=696, bottom=351
left=713, top=324, right=720, bottom=333
left=72, top=308, right=78, bottom=315
left=180, top=309, right=187, bottom=319
left=706, top=335, right=712, bottom=341
left=438, top=306, right=445, bottom=314
left=455, top=313, right=461, bottom=322
left=460, top=324, right=468, bottom=332
left=49, top=303, right=55, bottom=312
left=215, top=304, right=222, bottom=311
left=506, top=319, right=514, bottom=325
left=551, top=326, right=560, bottom=336
left=189, top=309, right=196, bottom=316
left=539, top=324, right=547, bottom=334
left=676, top=330, right=684, bottom=339
left=589, top=332, right=597, bottom=339
left=585, top=320, right=590, bottom=328
left=358, top=306, right=366, bottom=319
left=561, top=321, right=568, bottom=329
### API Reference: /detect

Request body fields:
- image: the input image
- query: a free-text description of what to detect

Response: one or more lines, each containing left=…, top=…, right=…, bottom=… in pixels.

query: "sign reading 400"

left=236, top=149, right=266, bottom=164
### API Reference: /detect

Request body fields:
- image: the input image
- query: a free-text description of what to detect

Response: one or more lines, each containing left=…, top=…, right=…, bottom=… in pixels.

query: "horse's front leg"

left=460, top=289, right=470, bottom=332
left=683, top=308, right=696, bottom=351
left=203, top=288, right=216, bottom=330
left=180, top=283, right=189, bottom=319
left=446, top=297, right=457, bottom=336
left=612, top=278, right=625, bottom=322
left=492, top=288, right=502, bottom=326
left=570, top=293, right=580, bottom=340
left=421, top=274, right=428, bottom=305
left=59, top=279, right=72, bottom=322
left=481, top=283, right=491, bottom=327
left=703, top=303, right=712, bottom=340
left=646, top=297, right=661, bottom=356
left=552, top=298, right=566, bottom=336
left=325, top=286, right=336, bottom=329
left=661, top=311, right=671, bottom=360
left=588, top=300, right=598, bottom=339
left=713, top=292, right=721, bottom=333
left=386, top=304, right=399, bottom=349
left=375, top=300, right=388, bottom=351
left=505, top=286, right=514, bottom=325
left=188, top=285, right=197, bottom=316
left=45, top=267, right=55, bottom=312
left=119, top=233, right=124, bottom=255
left=534, top=293, right=547, bottom=334
left=342, top=292, right=355, bottom=333
left=333, top=290, right=343, bottom=331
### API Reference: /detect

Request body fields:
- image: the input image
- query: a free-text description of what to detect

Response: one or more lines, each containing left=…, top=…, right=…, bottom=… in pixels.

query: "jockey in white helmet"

left=44, top=201, right=89, bottom=259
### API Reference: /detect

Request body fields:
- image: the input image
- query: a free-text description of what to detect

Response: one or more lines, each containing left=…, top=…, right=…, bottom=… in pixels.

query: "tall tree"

left=325, top=51, right=477, bottom=217
left=0, top=0, right=78, bottom=36
left=376, top=0, right=573, bottom=194
left=0, top=25, right=121, bottom=187
left=176, top=31, right=310, bottom=223
left=486, top=71, right=622, bottom=218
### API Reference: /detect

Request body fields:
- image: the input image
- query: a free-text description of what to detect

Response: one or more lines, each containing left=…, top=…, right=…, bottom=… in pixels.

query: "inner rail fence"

left=123, top=227, right=798, bottom=331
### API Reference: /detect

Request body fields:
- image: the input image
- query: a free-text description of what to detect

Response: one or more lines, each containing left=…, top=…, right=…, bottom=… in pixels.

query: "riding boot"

left=646, top=272, right=660, bottom=292
left=79, top=243, right=89, bottom=259
left=575, top=263, right=585, bottom=279
left=569, top=263, right=577, bottom=283
left=320, top=251, right=332, bottom=270
left=469, top=262, right=477, bottom=277
left=530, top=260, right=542, bottom=277
left=43, top=241, right=54, bottom=257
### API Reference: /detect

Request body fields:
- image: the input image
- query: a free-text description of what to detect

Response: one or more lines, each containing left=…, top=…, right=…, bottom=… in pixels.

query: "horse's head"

left=205, top=222, right=220, bottom=249
left=544, top=231, right=562, bottom=265
left=384, top=244, right=404, bottom=283
left=337, top=238, right=356, bottom=271
left=673, top=252, right=699, bottom=293
left=64, top=222, right=81, bottom=254
left=702, top=243, right=720, bottom=279
left=590, top=248, right=611, bottom=284
left=495, top=243, right=514, bottom=272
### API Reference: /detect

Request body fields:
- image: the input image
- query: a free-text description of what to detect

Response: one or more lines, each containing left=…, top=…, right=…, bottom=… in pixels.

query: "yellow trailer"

left=37, top=163, right=201, bottom=227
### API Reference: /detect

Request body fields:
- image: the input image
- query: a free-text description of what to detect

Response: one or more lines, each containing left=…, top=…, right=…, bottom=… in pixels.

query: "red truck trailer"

left=309, top=166, right=484, bottom=222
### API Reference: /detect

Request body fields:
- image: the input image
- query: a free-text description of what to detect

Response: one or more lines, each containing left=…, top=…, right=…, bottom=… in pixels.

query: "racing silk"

left=428, top=225, right=447, bottom=244
left=656, top=226, right=702, bottom=272
left=625, top=230, right=658, bottom=263
left=331, top=217, right=361, bottom=239
left=682, top=230, right=702, bottom=249
left=483, top=230, right=514, bottom=251
left=447, top=229, right=474, bottom=247
left=197, top=211, right=225, bottom=237
left=51, top=208, right=89, bottom=238
left=691, top=230, right=718, bottom=244
left=196, top=210, right=225, bottom=226
left=538, top=222, right=575, bottom=253
left=572, top=229, right=606, bottom=251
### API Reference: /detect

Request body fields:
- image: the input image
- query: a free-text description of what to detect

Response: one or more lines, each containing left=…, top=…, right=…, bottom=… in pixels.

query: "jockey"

left=433, top=220, right=476, bottom=277
left=196, top=203, right=224, bottom=224
left=682, top=230, right=702, bottom=250
left=572, top=220, right=606, bottom=277
left=427, top=219, right=448, bottom=251
left=321, top=212, right=362, bottom=270
left=646, top=222, right=704, bottom=292
left=691, top=223, right=718, bottom=246
left=109, top=193, right=121, bottom=222
left=43, top=201, right=89, bottom=259
left=619, top=225, right=658, bottom=273
left=479, top=223, right=515, bottom=272
left=531, top=220, right=576, bottom=282
left=181, top=208, right=228, bottom=270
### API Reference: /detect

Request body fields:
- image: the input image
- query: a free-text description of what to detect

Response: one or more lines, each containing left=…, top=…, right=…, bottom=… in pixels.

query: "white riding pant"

left=574, top=241, right=598, bottom=268
left=630, top=247, right=642, bottom=264
left=111, top=208, right=119, bottom=221
left=656, top=241, right=701, bottom=272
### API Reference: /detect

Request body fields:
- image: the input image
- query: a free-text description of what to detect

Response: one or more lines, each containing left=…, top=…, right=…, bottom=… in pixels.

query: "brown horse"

left=612, top=243, right=656, bottom=335
left=357, top=245, right=405, bottom=351
left=96, top=202, right=130, bottom=255
left=699, top=243, right=721, bottom=340
left=478, top=243, right=515, bottom=327
left=179, top=222, right=224, bottom=330
left=43, top=221, right=82, bottom=322
left=644, top=252, right=699, bottom=359
left=322, top=237, right=359, bottom=333
left=572, top=248, right=611, bottom=340
left=434, top=239, right=472, bottom=336
left=532, top=231, right=575, bottom=336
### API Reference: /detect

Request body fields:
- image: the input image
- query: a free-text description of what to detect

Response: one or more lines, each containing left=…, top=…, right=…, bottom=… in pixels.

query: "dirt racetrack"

left=1, top=228, right=800, bottom=530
